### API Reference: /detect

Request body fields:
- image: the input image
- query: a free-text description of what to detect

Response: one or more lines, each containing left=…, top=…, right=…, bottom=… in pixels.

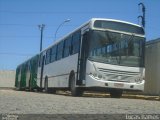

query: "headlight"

left=91, top=72, right=104, bottom=80
left=135, top=77, right=143, bottom=83
left=98, top=74, right=102, bottom=79
left=93, top=73, right=98, bottom=77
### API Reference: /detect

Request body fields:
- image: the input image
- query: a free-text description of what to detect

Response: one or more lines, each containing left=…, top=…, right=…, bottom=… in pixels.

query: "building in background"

left=144, top=38, right=160, bottom=96
left=0, top=70, right=15, bottom=88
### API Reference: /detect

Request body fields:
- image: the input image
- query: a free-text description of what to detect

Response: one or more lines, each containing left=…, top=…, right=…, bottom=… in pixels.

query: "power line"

left=0, top=36, right=53, bottom=38
left=0, top=10, right=126, bottom=14
left=0, top=24, right=35, bottom=26
left=0, top=24, right=77, bottom=27
left=0, top=52, right=34, bottom=56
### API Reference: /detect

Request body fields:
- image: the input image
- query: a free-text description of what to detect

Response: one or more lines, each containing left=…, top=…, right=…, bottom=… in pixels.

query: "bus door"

left=40, top=55, right=45, bottom=88
left=77, top=31, right=89, bottom=85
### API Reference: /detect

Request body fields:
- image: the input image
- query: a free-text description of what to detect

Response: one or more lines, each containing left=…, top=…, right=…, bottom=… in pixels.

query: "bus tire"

left=70, top=74, right=83, bottom=97
left=109, top=89, right=123, bottom=98
left=44, top=77, right=48, bottom=93
left=18, top=81, right=21, bottom=91
left=46, top=88, right=56, bottom=94
left=29, top=79, right=32, bottom=92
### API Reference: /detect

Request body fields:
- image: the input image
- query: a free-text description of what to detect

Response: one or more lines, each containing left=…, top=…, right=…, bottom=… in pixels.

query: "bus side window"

left=38, top=54, right=43, bottom=67
left=45, top=49, right=51, bottom=65
left=51, top=45, right=57, bottom=62
left=64, top=36, right=72, bottom=58
left=57, top=41, right=64, bottom=60
left=71, top=31, right=81, bottom=55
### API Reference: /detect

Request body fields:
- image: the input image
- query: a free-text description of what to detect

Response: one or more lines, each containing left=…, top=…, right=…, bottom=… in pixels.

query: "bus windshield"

left=88, top=30, right=145, bottom=67
left=94, top=20, right=145, bottom=35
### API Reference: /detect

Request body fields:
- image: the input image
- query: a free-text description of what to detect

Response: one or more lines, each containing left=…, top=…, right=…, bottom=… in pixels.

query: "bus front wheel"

left=109, top=89, right=123, bottom=98
left=70, top=74, right=83, bottom=97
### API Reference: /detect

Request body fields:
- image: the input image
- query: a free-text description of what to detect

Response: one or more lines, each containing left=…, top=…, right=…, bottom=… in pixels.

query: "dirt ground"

left=0, top=89, right=160, bottom=120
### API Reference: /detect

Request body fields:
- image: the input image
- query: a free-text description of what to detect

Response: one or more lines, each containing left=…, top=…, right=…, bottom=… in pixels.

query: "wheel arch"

left=44, top=75, right=48, bottom=82
left=68, top=70, right=75, bottom=89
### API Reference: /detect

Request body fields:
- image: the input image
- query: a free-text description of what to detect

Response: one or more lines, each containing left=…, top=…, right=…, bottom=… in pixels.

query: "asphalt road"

left=0, top=89, right=160, bottom=120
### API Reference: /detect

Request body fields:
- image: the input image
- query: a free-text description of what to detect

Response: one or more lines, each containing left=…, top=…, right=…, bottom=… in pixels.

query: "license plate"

left=114, top=83, right=124, bottom=87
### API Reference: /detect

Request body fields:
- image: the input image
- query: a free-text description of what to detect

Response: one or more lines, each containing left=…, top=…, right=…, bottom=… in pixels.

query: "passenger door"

left=77, top=31, right=89, bottom=85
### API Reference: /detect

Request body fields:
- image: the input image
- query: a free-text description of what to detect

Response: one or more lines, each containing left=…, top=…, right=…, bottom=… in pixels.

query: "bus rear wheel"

left=29, top=79, right=33, bottom=92
left=44, top=77, right=48, bottom=93
left=109, top=89, right=123, bottom=98
left=45, top=77, right=56, bottom=94
left=70, top=74, right=83, bottom=97
left=18, top=81, right=21, bottom=91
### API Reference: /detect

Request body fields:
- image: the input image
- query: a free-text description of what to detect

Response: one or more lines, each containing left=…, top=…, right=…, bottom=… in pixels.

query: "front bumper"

left=85, top=75, right=145, bottom=91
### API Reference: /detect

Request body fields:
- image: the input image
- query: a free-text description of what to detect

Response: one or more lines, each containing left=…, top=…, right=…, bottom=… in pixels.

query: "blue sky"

left=0, top=0, right=159, bottom=70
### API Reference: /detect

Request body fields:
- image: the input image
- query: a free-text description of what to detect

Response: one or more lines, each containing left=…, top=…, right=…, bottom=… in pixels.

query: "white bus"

left=37, top=18, right=145, bottom=98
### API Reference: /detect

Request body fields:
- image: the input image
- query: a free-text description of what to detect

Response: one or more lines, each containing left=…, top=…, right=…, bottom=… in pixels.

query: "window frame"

left=57, top=41, right=64, bottom=60
left=45, top=49, right=51, bottom=65
left=71, top=31, right=81, bottom=55
left=50, top=45, right=57, bottom=62
left=64, top=36, right=72, bottom=58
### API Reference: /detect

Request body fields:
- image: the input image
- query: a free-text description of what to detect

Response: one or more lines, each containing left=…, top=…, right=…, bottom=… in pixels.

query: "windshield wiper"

left=116, top=33, right=135, bottom=64
left=128, top=33, right=135, bottom=43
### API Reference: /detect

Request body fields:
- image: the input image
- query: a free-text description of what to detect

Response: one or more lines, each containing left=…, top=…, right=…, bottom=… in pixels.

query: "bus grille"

left=98, top=68, right=140, bottom=82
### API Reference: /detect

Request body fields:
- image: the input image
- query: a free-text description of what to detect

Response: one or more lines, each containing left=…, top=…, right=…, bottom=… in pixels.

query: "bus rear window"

left=94, top=20, right=144, bottom=35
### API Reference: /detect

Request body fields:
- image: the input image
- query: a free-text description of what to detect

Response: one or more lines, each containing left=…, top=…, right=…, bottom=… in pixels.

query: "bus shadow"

left=30, top=90, right=111, bottom=98
left=16, top=89, right=160, bottom=101
left=54, top=91, right=111, bottom=98
left=46, top=91, right=160, bottom=101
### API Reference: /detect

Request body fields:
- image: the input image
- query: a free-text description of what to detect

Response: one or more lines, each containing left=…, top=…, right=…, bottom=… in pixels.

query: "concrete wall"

left=0, top=70, right=16, bottom=88
left=144, top=38, right=160, bottom=96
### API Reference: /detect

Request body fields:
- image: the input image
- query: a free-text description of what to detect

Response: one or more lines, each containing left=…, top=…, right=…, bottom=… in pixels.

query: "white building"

left=144, top=38, right=160, bottom=95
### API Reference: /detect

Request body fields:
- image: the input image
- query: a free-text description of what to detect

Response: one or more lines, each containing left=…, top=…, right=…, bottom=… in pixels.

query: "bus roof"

left=17, top=54, right=39, bottom=68
left=90, top=18, right=142, bottom=28
left=41, top=18, right=143, bottom=53
left=17, top=18, right=144, bottom=68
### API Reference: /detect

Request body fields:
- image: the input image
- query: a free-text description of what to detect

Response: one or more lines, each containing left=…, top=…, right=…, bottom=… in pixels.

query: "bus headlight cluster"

left=135, top=77, right=142, bottom=83
left=91, top=72, right=105, bottom=80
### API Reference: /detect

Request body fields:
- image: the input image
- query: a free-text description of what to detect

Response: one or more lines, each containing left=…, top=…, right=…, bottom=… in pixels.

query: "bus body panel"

left=85, top=60, right=145, bottom=91
left=85, top=75, right=144, bottom=91
left=15, top=18, right=146, bottom=95
left=15, top=55, right=39, bottom=89
left=37, top=54, right=79, bottom=88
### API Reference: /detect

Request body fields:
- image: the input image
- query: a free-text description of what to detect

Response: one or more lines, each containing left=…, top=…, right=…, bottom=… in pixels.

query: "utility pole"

left=38, top=24, right=45, bottom=52
left=138, top=3, right=146, bottom=28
